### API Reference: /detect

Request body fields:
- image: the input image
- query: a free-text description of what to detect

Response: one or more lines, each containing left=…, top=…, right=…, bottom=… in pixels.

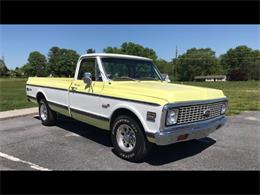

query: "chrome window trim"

left=159, top=97, right=228, bottom=131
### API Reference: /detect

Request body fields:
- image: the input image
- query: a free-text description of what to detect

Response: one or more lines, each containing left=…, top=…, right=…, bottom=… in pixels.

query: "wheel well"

left=36, top=92, right=46, bottom=103
left=110, top=108, right=144, bottom=131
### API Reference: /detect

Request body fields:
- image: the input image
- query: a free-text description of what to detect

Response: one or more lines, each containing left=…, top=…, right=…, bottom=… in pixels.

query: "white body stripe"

left=27, top=86, right=69, bottom=107
left=27, top=84, right=163, bottom=134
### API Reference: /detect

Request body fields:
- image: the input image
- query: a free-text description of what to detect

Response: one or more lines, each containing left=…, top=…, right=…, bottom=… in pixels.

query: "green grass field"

left=179, top=81, right=260, bottom=115
left=0, top=78, right=35, bottom=111
left=0, top=78, right=259, bottom=115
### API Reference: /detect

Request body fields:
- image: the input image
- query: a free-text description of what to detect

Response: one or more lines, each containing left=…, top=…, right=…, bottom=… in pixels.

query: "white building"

left=194, top=75, right=227, bottom=82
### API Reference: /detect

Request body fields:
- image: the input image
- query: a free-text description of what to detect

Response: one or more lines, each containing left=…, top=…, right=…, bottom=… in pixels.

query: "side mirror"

left=161, top=74, right=166, bottom=80
left=83, top=72, right=92, bottom=87
left=161, top=74, right=171, bottom=82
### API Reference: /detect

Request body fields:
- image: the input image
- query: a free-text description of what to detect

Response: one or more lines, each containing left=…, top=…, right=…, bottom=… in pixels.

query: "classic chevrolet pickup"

left=26, top=53, right=228, bottom=162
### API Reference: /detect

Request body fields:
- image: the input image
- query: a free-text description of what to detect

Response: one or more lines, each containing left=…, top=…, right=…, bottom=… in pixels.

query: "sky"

left=0, top=25, right=259, bottom=69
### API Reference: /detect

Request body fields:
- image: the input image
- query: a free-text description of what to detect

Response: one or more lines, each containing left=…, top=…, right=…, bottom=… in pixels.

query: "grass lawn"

left=178, top=81, right=260, bottom=115
left=0, top=78, right=259, bottom=115
left=0, top=78, right=35, bottom=111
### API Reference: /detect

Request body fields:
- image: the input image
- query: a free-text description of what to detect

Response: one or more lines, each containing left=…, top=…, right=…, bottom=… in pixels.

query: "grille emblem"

left=203, top=109, right=211, bottom=117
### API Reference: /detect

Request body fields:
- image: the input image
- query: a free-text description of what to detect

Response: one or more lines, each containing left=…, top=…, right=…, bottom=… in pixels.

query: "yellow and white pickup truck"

left=26, top=53, right=228, bottom=162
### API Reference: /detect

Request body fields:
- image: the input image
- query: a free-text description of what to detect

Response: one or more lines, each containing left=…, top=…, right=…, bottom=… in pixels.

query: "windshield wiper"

left=113, top=76, right=138, bottom=81
left=139, top=76, right=158, bottom=81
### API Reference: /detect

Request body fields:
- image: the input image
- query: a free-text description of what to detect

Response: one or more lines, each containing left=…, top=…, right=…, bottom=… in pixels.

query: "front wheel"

left=39, top=99, right=57, bottom=126
left=111, top=115, right=151, bottom=162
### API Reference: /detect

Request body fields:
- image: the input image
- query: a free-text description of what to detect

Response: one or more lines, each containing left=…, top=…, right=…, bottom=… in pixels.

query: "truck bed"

left=27, top=77, right=73, bottom=90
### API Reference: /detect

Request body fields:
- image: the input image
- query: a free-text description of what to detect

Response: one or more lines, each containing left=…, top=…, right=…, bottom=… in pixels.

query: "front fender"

left=109, top=103, right=150, bottom=133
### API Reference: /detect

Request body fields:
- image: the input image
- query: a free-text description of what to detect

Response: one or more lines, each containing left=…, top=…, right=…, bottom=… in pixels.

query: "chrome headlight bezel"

left=221, top=101, right=228, bottom=114
left=165, top=108, right=179, bottom=126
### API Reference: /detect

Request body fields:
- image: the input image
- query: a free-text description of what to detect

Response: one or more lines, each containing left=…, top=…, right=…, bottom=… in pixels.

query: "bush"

left=227, top=69, right=248, bottom=81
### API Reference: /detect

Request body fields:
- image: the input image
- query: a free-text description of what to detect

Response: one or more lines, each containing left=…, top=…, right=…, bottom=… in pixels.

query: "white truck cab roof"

left=80, top=53, right=152, bottom=61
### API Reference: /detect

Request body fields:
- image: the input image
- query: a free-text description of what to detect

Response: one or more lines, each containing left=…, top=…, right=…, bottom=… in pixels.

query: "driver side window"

left=77, top=58, right=102, bottom=81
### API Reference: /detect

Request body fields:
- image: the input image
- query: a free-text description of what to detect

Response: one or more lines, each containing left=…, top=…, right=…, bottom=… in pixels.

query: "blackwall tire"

left=111, top=115, right=151, bottom=162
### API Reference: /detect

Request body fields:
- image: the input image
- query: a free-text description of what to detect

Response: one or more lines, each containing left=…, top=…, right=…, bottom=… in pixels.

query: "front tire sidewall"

left=111, top=116, right=149, bottom=162
left=39, top=99, right=56, bottom=126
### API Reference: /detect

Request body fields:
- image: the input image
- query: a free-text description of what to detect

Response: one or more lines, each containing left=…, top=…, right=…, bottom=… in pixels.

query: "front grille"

left=177, top=102, right=224, bottom=124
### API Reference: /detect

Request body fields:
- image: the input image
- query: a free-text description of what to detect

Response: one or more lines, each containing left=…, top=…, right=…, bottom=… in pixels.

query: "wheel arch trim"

left=109, top=104, right=149, bottom=133
left=36, top=90, right=48, bottom=103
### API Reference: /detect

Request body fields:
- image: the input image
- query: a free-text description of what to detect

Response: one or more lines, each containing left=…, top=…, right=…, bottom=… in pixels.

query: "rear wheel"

left=39, top=99, right=57, bottom=126
left=111, top=115, right=151, bottom=162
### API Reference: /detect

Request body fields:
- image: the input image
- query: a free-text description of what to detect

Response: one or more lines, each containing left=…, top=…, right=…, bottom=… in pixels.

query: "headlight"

left=221, top=102, right=228, bottom=114
left=166, top=109, right=178, bottom=126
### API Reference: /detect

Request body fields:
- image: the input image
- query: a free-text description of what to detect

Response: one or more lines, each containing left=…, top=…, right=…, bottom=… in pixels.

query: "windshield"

left=101, top=57, right=162, bottom=81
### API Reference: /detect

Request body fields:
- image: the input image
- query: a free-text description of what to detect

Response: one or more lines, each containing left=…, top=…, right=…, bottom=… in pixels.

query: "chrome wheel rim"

left=116, top=124, right=136, bottom=152
left=40, top=103, right=48, bottom=121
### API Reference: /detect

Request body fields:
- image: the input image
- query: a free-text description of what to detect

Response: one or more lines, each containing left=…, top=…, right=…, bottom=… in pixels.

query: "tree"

left=249, top=50, right=260, bottom=80
left=175, top=48, right=222, bottom=81
left=47, top=47, right=80, bottom=77
left=220, top=45, right=260, bottom=80
left=155, top=59, right=173, bottom=75
left=227, top=69, right=248, bottom=81
left=14, top=67, right=24, bottom=77
left=21, top=51, right=47, bottom=76
left=21, top=63, right=32, bottom=77
left=103, top=46, right=121, bottom=54
left=0, top=59, right=9, bottom=76
left=103, top=42, right=158, bottom=61
left=86, top=48, right=96, bottom=54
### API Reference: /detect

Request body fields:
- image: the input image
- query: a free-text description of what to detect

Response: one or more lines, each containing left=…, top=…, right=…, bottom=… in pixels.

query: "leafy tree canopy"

left=155, top=59, right=173, bottom=75
left=21, top=51, right=47, bottom=77
left=175, top=48, right=223, bottom=81
left=103, top=42, right=158, bottom=61
left=9, top=44, right=259, bottom=81
left=220, top=45, right=260, bottom=80
left=86, top=48, right=96, bottom=54
left=0, top=59, right=9, bottom=76
left=47, top=47, right=80, bottom=77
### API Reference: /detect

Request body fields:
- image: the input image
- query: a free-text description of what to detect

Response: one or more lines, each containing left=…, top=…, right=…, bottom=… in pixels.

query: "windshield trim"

left=100, top=57, right=163, bottom=82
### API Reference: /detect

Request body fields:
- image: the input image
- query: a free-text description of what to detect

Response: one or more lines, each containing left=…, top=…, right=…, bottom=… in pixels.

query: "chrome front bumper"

left=148, top=115, right=227, bottom=146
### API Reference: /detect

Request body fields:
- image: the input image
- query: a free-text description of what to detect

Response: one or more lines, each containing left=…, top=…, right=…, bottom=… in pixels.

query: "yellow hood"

left=104, top=81, right=226, bottom=105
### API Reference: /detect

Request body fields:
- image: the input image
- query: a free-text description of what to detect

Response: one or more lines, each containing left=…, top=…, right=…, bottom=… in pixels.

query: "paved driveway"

left=0, top=111, right=259, bottom=170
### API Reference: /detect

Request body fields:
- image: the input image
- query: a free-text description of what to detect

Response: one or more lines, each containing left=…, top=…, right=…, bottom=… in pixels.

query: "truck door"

left=69, top=57, right=109, bottom=129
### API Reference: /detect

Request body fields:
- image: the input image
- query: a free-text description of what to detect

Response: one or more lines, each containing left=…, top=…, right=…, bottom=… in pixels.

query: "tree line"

left=1, top=42, right=259, bottom=81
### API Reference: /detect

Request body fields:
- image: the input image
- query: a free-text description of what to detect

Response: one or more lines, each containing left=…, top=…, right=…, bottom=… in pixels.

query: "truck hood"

left=106, top=81, right=226, bottom=105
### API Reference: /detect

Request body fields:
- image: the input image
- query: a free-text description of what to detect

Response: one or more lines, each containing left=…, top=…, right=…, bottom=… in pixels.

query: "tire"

left=38, top=98, right=57, bottom=126
left=111, top=115, right=151, bottom=162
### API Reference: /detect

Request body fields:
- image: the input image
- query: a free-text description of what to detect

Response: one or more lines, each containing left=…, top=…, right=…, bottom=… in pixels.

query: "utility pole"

left=175, top=45, right=178, bottom=59
left=174, top=45, right=178, bottom=80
